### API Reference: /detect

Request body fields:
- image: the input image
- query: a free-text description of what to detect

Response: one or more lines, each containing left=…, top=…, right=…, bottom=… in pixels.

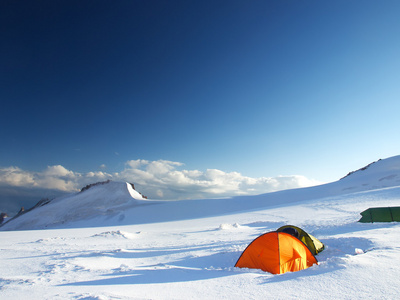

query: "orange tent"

left=235, top=231, right=318, bottom=274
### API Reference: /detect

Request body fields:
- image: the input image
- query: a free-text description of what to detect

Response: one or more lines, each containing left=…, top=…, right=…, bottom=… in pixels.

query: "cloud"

left=0, top=160, right=322, bottom=202
left=0, top=167, right=35, bottom=186
left=115, top=160, right=321, bottom=200
left=0, top=165, right=111, bottom=192
left=42, top=165, right=75, bottom=177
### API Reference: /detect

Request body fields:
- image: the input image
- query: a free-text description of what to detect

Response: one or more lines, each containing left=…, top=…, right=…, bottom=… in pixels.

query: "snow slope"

left=0, top=156, right=400, bottom=299
left=0, top=181, right=154, bottom=230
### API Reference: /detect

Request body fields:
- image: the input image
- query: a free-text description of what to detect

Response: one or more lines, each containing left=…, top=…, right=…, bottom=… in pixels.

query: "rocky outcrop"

left=341, top=159, right=382, bottom=180
left=80, top=180, right=112, bottom=192
left=0, top=212, right=8, bottom=224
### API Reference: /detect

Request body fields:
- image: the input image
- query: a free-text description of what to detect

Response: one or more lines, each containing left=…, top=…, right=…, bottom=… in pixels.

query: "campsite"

left=1, top=156, right=400, bottom=299
left=2, top=1, right=400, bottom=298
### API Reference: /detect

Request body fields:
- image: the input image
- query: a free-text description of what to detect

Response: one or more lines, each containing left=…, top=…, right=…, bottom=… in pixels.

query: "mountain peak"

left=0, top=181, right=151, bottom=231
left=334, top=156, right=400, bottom=194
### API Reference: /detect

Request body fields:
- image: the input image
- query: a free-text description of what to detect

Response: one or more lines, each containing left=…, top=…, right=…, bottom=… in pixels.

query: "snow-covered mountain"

left=0, top=180, right=152, bottom=231
left=1, top=156, right=400, bottom=299
left=1, top=155, right=400, bottom=231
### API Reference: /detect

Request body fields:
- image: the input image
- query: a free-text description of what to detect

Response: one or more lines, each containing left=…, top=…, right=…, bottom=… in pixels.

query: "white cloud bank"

left=0, top=160, right=322, bottom=200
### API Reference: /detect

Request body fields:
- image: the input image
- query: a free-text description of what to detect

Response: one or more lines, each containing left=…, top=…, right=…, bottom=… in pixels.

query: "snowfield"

left=1, top=156, right=400, bottom=299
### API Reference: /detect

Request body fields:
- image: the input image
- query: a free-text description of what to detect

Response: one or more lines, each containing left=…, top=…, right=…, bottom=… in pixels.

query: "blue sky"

left=1, top=1, right=400, bottom=210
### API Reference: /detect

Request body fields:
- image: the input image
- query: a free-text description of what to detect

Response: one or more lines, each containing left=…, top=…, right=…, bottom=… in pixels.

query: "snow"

left=1, top=156, right=400, bottom=299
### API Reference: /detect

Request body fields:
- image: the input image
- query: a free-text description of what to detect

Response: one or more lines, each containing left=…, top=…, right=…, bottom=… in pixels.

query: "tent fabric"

left=235, top=231, right=318, bottom=274
left=276, top=225, right=325, bottom=255
left=358, top=207, right=400, bottom=223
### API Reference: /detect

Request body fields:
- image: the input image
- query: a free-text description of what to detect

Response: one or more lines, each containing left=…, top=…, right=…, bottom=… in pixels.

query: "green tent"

left=358, top=207, right=400, bottom=223
left=276, top=225, right=325, bottom=255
